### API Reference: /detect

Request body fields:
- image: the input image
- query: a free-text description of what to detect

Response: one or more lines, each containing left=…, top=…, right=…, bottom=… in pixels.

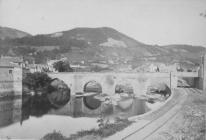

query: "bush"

left=42, top=118, right=133, bottom=140
left=41, top=130, right=66, bottom=140
left=23, top=72, right=52, bottom=94
left=53, top=61, right=73, bottom=72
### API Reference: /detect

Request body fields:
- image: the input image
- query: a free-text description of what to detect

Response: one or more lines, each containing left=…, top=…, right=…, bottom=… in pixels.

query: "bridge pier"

left=170, top=72, right=178, bottom=90
left=198, top=54, right=206, bottom=91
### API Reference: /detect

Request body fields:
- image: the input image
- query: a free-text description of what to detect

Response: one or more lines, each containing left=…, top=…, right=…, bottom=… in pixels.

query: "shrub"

left=53, top=61, right=73, bottom=72
left=42, top=118, right=133, bottom=140
left=41, top=130, right=66, bottom=140
left=23, top=72, right=52, bottom=94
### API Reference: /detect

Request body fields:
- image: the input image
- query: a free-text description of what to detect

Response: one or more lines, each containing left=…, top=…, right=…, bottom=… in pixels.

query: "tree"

left=23, top=72, right=52, bottom=93
left=53, top=60, right=73, bottom=72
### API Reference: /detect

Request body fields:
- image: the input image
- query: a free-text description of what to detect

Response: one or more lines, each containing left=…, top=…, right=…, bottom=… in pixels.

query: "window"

left=9, top=70, right=13, bottom=74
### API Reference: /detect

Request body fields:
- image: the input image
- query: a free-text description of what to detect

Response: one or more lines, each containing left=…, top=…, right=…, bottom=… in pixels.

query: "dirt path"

left=146, top=88, right=206, bottom=140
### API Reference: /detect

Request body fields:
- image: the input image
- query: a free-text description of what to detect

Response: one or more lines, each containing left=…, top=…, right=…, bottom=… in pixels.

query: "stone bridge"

left=49, top=53, right=206, bottom=95
left=48, top=72, right=199, bottom=96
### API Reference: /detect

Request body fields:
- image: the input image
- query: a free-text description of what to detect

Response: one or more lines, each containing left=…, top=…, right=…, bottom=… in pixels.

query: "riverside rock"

left=147, top=83, right=171, bottom=96
left=47, top=78, right=71, bottom=108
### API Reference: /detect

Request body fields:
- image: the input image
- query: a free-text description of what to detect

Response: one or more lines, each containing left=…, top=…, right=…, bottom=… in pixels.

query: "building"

left=27, top=64, right=56, bottom=73
left=0, top=56, right=24, bottom=68
left=0, top=57, right=22, bottom=127
left=0, top=58, right=22, bottom=98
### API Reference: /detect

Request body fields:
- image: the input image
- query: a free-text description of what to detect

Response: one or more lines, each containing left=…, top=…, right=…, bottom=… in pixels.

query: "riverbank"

left=40, top=87, right=206, bottom=140
left=41, top=92, right=173, bottom=140
left=146, top=88, right=206, bottom=140
left=41, top=118, right=133, bottom=140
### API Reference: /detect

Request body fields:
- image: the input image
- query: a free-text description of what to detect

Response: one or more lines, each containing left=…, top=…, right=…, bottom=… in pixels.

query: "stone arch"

left=83, top=80, right=102, bottom=110
left=147, top=82, right=171, bottom=98
left=47, top=78, right=71, bottom=108
left=114, top=79, right=135, bottom=111
left=83, top=80, right=102, bottom=93
left=80, top=74, right=104, bottom=92
left=48, top=73, right=74, bottom=95
left=115, top=80, right=134, bottom=95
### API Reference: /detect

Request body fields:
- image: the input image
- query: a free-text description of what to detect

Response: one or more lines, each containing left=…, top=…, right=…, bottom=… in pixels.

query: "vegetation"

left=22, top=72, right=54, bottom=117
left=1, top=34, right=88, bottom=47
left=0, top=27, right=204, bottom=67
left=41, top=131, right=67, bottom=140
left=23, top=72, right=52, bottom=94
left=42, top=118, right=133, bottom=140
left=53, top=61, right=73, bottom=72
left=22, top=73, right=71, bottom=118
left=0, top=33, right=87, bottom=63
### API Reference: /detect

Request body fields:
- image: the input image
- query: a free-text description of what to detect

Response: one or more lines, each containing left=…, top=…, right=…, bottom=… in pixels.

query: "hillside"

left=0, top=26, right=205, bottom=71
left=0, top=26, right=31, bottom=40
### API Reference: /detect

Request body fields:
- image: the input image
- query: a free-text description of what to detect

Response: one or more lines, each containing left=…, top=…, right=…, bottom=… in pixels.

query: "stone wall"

left=49, top=72, right=172, bottom=96
left=13, top=67, right=22, bottom=96
left=0, top=67, right=13, bottom=95
left=0, top=67, right=22, bottom=97
left=0, top=67, right=22, bottom=127
left=0, top=99, right=22, bottom=127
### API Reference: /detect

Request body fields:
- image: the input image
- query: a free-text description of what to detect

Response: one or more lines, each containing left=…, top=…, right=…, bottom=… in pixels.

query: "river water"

left=0, top=95, right=149, bottom=139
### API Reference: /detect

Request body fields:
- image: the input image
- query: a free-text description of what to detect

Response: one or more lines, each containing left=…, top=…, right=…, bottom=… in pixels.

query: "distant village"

left=0, top=55, right=199, bottom=76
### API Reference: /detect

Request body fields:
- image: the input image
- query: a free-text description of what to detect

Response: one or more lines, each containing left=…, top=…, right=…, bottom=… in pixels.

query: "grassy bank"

left=41, top=118, right=133, bottom=140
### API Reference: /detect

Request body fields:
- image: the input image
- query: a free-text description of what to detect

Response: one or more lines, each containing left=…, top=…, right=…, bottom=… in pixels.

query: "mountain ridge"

left=0, top=26, right=31, bottom=39
left=0, top=26, right=205, bottom=71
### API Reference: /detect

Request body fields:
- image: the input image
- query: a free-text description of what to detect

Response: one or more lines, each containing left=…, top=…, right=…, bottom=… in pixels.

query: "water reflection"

left=0, top=98, right=22, bottom=128
left=24, top=94, right=52, bottom=117
left=0, top=93, right=149, bottom=139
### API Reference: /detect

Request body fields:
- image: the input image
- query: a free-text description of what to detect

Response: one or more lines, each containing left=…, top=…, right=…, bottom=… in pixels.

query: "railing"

left=174, top=72, right=199, bottom=77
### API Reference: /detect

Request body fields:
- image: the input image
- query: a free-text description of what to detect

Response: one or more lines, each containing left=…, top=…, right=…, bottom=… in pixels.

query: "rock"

left=47, top=78, right=71, bottom=108
left=147, top=83, right=171, bottom=97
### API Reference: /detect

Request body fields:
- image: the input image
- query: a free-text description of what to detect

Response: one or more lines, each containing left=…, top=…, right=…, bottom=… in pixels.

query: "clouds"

left=0, top=0, right=206, bottom=46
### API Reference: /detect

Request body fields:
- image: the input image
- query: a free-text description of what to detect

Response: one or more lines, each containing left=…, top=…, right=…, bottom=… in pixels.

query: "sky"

left=0, top=0, right=206, bottom=46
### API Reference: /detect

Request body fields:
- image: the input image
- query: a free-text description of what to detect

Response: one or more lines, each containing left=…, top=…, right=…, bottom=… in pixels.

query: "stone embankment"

left=107, top=88, right=188, bottom=140
left=146, top=88, right=205, bottom=140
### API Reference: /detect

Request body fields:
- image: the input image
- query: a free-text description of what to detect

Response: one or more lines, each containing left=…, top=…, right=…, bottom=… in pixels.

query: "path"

left=145, top=88, right=205, bottom=140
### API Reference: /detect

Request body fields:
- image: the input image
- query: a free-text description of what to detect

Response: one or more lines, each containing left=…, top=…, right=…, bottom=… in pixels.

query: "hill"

left=0, top=27, right=205, bottom=71
left=0, top=26, right=31, bottom=40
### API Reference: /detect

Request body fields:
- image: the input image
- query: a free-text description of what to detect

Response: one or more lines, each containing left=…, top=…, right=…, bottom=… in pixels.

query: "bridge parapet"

left=174, top=72, right=198, bottom=77
left=49, top=71, right=204, bottom=96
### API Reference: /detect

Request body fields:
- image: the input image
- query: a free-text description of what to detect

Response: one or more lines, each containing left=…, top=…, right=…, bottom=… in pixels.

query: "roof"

left=0, top=56, right=23, bottom=63
left=0, top=61, right=16, bottom=68
left=0, top=56, right=23, bottom=67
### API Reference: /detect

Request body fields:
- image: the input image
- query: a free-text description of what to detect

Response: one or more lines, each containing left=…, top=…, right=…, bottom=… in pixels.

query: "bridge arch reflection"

left=83, top=80, right=102, bottom=110
left=115, top=82, right=134, bottom=95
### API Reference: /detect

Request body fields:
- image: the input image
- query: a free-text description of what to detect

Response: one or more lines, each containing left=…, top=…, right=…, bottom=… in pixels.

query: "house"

left=27, top=64, right=56, bottom=73
left=0, top=58, right=22, bottom=97
left=0, top=56, right=25, bottom=68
